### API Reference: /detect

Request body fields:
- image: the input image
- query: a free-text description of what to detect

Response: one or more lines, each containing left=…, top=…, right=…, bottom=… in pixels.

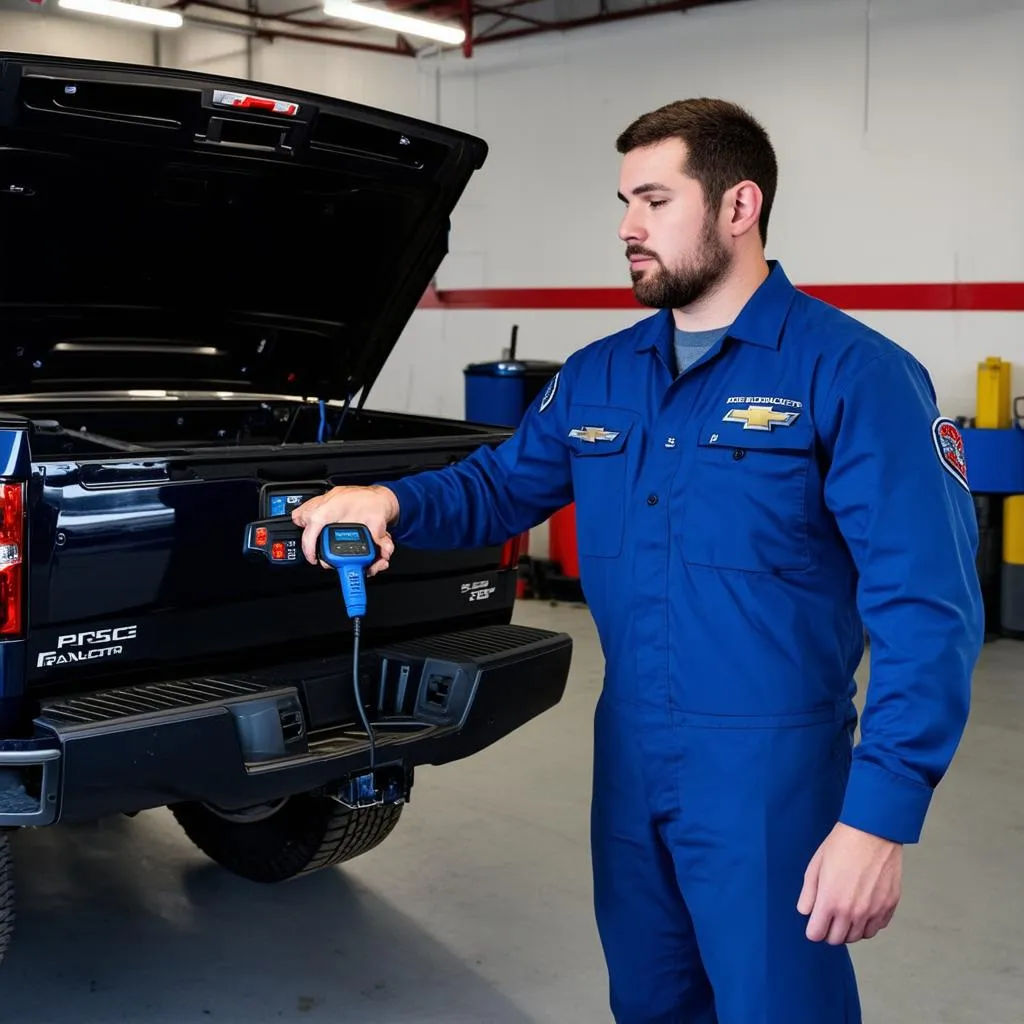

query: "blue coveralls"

left=385, top=261, right=985, bottom=1023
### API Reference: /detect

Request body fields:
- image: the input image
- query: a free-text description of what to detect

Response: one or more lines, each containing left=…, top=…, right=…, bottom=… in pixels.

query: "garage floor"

left=3, top=600, right=1022, bottom=1022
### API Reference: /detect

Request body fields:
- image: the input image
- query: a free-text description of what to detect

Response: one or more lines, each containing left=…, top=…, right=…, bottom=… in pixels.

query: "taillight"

left=500, top=532, right=523, bottom=571
left=212, top=90, right=299, bottom=117
left=0, top=483, right=24, bottom=636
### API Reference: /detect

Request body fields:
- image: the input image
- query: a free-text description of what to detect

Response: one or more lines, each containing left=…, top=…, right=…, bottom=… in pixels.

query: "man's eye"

left=648, top=199, right=667, bottom=209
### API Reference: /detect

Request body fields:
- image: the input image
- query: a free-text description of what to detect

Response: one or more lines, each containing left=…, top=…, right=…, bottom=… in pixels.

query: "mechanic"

left=293, top=98, right=985, bottom=1024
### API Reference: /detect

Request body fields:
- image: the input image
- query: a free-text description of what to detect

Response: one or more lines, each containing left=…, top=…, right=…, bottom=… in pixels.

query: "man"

left=293, top=99, right=984, bottom=1023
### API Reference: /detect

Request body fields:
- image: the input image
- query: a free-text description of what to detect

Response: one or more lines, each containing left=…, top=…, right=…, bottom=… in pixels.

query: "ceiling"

left=168, top=0, right=747, bottom=59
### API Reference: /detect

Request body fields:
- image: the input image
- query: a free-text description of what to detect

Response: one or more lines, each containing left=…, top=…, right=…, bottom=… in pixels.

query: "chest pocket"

left=680, top=414, right=815, bottom=573
left=567, top=405, right=638, bottom=559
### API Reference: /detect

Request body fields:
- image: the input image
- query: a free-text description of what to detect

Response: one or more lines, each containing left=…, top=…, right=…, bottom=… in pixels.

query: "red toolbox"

left=548, top=503, right=579, bottom=580
left=528, top=503, right=583, bottom=603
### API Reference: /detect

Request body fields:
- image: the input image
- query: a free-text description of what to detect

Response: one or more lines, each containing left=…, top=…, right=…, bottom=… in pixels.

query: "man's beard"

left=629, top=217, right=731, bottom=309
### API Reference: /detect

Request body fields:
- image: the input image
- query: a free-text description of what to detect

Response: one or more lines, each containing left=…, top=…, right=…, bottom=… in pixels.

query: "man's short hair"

left=616, top=98, right=777, bottom=246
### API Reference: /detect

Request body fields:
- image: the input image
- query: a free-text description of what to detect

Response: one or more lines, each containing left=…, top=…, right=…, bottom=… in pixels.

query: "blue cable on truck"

left=318, top=523, right=377, bottom=773
left=241, top=516, right=393, bottom=808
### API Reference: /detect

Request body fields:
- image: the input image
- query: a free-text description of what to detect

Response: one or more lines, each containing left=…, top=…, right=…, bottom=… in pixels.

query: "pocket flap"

left=567, top=407, right=635, bottom=456
left=699, top=407, right=813, bottom=453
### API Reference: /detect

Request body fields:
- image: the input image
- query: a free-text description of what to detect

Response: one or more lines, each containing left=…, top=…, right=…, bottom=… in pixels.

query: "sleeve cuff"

left=375, top=478, right=419, bottom=543
left=838, top=758, right=934, bottom=844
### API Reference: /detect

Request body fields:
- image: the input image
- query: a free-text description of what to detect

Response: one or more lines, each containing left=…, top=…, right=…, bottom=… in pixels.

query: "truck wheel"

left=170, top=794, right=403, bottom=883
left=0, top=834, right=14, bottom=966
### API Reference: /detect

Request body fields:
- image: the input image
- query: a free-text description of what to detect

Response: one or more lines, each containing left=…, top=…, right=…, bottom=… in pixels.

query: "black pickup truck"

left=0, top=52, right=573, bottom=965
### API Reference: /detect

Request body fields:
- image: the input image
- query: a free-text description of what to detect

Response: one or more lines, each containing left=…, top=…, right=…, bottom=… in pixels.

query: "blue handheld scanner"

left=318, top=523, right=377, bottom=618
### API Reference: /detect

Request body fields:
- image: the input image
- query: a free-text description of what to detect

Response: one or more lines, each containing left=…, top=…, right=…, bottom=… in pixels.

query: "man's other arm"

left=820, top=345, right=984, bottom=845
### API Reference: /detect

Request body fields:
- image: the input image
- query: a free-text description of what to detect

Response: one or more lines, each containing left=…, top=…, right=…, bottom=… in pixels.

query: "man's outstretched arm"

left=293, top=361, right=576, bottom=569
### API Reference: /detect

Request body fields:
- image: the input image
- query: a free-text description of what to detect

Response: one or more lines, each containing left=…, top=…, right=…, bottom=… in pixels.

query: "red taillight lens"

left=0, top=483, right=24, bottom=636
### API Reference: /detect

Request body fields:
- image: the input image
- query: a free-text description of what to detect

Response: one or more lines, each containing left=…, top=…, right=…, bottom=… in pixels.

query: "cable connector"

left=332, top=764, right=411, bottom=810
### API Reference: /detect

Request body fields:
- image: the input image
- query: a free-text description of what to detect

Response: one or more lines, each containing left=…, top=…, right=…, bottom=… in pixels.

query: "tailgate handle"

left=202, top=116, right=294, bottom=153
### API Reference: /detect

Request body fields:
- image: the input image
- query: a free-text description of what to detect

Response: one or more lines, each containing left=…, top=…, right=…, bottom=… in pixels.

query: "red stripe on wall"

left=801, top=282, right=1024, bottom=311
left=418, top=282, right=1024, bottom=312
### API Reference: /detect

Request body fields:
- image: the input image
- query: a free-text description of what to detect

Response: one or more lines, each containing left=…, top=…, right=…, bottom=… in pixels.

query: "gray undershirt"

left=674, top=325, right=730, bottom=375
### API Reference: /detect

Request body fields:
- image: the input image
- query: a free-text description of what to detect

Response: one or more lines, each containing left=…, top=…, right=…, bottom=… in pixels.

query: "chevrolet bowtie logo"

left=569, top=426, right=620, bottom=443
left=723, top=405, right=800, bottom=430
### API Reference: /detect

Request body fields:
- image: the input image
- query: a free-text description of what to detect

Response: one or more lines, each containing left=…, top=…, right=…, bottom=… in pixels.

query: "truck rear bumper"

left=0, top=623, right=572, bottom=826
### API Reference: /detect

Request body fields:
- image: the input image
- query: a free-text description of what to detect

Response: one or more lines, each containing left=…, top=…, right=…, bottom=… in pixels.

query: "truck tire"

left=0, top=834, right=14, bottom=966
left=170, top=794, right=403, bottom=883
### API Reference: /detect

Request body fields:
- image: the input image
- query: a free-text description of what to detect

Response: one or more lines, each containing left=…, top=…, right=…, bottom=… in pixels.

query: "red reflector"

left=0, top=483, right=24, bottom=636
left=0, top=566, right=20, bottom=636
left=271, top=541, right=286, bottom=560
left=255, top=527, right=268, bottom=547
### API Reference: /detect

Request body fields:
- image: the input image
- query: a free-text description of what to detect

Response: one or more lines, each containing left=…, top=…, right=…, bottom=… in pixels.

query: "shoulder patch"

left=932, top=416, right=969, bottom=492
left=539, top=371, right=560, bottom=412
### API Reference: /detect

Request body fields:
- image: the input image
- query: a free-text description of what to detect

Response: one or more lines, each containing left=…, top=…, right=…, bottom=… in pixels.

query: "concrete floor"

left=2, top=600, right=1022, bottom=1022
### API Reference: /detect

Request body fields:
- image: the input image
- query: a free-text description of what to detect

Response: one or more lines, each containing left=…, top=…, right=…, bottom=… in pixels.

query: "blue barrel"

left=464, top=358, right=562, bottom=428
left=960, top=426, right=1024, bottom=493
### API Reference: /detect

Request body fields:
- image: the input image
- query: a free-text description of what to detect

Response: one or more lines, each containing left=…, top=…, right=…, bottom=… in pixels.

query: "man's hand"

left=797, top=822, right=902, bottom=945
left=291, top=485, right=399, bottom=575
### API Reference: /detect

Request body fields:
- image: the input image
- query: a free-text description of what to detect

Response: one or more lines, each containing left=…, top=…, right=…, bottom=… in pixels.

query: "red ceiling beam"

left=462, top=0, right=474, bottom=57
left=251, top=26, right=414, bottom=54
left=273, top=3, right=323, bottom=16
left=385, top=0, right=461, bottom=11
left=473, top=4, right=549, bottom=28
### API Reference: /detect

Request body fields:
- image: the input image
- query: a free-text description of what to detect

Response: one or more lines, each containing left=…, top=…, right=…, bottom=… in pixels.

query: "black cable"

left=333, top=390, right=354, bottom=438
left=281, top=404, right=302, bottom=444
left=351, top=616, right=376, bottom=771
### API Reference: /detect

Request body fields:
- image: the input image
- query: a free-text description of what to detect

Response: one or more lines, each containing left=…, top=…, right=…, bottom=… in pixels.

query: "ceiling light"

left=57, top=0, right=184, bottom=28
left=323, top=0, right=465, bottom=45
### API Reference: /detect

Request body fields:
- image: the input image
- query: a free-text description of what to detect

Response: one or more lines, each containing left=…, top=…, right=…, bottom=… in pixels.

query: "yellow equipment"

left=976, top=356, right=1011, bottom=429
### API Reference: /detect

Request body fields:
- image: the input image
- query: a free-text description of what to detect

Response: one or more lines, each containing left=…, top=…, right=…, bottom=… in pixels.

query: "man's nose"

left=618, top=209, right=645, bottom=242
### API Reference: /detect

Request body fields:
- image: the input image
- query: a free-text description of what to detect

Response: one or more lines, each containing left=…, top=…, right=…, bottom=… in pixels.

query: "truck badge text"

left=37, top=626, right=138, bottom=668
left=461, top=579, right=496, bottom=602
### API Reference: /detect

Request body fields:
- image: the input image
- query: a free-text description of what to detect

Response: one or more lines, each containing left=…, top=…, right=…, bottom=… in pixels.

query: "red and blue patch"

left=932, top=416, right=969, bottom=491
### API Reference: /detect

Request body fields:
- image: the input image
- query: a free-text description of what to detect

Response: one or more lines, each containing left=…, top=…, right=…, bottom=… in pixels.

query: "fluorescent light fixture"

left=57, top=0, right=184, bottom=28
left=323, top=0, right=465, bottom=45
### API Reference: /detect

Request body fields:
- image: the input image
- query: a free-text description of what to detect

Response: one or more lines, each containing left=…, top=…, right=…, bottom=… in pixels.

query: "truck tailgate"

left=26, top=446, right=519, bottom=691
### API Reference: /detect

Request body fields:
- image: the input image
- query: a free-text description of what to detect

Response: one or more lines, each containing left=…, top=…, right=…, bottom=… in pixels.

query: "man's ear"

left=723, top=180, right=763, bottom=239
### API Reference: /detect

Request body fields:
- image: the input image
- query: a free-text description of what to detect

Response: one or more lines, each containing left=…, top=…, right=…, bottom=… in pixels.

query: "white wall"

left=1, top=0, right=1020, bottom=427
left=162, top=23, right=249, bottom=77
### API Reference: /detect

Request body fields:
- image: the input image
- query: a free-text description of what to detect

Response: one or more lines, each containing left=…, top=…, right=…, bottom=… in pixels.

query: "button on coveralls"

left=384, top=262, right=985, bottom=1023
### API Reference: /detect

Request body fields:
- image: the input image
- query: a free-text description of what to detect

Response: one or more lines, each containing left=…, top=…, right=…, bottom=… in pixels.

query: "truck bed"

left=8, top=393, right=489, bottom=454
